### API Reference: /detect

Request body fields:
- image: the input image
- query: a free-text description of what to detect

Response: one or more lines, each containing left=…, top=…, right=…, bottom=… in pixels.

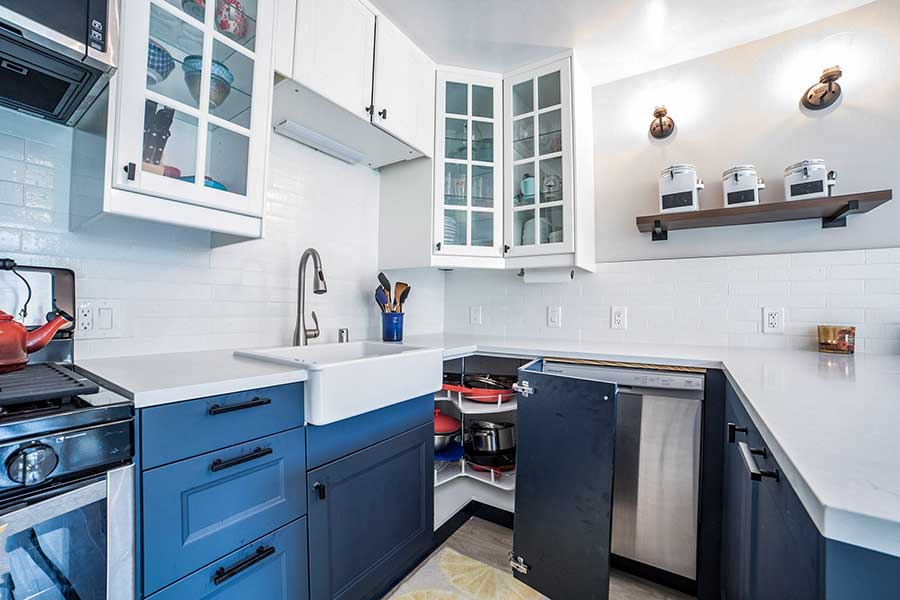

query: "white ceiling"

left=368, top=0, right=876, bottom=85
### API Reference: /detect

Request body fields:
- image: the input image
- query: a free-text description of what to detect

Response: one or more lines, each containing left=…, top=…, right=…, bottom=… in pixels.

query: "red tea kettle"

left=0, top=310, right=71, bottom=373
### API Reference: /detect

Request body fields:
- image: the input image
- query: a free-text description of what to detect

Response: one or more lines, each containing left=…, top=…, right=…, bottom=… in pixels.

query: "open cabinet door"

left=510, top=359, right=617, bottom=600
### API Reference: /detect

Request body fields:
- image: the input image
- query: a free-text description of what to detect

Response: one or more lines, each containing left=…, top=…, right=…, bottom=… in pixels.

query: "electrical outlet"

left=469, top=305, right=483, bottom=326
left=547, top=305, right=562, bottom=328
left=611, top=306, right=627, bottom=330
left=78, top=305, right=93, bottom=331
left=763, top=307, right=785, bottom=334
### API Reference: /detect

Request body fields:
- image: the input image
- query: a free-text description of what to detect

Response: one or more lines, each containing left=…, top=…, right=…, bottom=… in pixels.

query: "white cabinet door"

left=372, top=16, right=435, bottom=156
left=432, top=71, right=503, bottom=258
left=273, top=0, right=296, bottom=76
left=294, top=0, right=375, bottom=122
left=113, top=0, right=274, bottom=217
left=503, top=58, right=575, bottom=257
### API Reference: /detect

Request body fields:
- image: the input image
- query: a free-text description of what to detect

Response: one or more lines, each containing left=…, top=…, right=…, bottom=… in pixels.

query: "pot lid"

left=784, top=159, right=826, bottom=174
left=434, top=408, right=461, bottom=434
left=722, top=165, right=758, bottom=177
left=660, top=164, right=697, bottom=176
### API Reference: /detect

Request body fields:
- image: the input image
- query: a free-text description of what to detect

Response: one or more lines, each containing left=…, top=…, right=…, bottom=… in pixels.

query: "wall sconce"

left=802, top=65, right=842, bottom=110
left=649, top=106, right=675, bottom=139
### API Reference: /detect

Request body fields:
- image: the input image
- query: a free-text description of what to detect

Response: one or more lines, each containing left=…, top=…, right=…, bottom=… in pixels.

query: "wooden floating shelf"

left=636, top=190, right=892, bottom=241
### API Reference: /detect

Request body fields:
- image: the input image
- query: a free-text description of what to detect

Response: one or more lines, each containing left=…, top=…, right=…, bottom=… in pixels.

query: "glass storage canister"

left=784, top=159, right=836, bottom=201
left=659, top=164, right=704, bottom=213
left=722, top=165, right=765, bottom=208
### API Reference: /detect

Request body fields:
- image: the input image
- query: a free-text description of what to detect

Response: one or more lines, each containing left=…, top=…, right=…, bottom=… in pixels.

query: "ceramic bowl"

left=182, top=56, right=233, bottom=108
left=147, top=41, right=175, bottom=85
left=216, top=0, right=248, bottom=40
left=181, top=0, right=206, bottom=21
left=178, top=175, right=228, bottom=192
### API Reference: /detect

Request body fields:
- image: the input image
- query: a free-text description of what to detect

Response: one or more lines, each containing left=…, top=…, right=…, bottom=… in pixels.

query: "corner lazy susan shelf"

left=636, top=190, right=892, bottom=241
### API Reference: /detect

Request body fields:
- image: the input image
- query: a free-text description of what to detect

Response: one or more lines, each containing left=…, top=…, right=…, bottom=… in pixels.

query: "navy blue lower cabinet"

left=510, top=359, right=618, bottom=600
left=142, top=427, right=307, bottom=594
left=147, top=516, right=309, bottom=600
left=307, top=422, right=433, bottom=600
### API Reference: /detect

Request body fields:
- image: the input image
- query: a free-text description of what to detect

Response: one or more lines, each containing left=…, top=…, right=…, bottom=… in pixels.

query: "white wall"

left=592, top=0, right=900, bottom=262
left=0, top=106, right=442, bottom=359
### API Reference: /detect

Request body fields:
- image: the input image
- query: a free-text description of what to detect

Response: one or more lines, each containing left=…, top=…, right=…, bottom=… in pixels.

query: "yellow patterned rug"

left=386, top=547, right=547, bottom=600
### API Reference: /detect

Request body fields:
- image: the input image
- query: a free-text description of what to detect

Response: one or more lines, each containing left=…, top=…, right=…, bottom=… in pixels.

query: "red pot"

left=433, top=408, right=461, bottom=434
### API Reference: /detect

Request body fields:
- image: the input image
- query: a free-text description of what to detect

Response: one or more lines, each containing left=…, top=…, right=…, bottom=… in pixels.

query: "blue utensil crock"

left=382, top=313, right=404, bottom=342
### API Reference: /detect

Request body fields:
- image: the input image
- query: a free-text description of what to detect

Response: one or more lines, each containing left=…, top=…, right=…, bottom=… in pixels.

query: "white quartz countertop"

left=400, top=333, right=900, bottom=559
left=77, top=350, right=308, bottom=409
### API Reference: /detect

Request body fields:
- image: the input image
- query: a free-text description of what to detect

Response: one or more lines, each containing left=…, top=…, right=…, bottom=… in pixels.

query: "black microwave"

left=0, top=1, right=118, bottom=125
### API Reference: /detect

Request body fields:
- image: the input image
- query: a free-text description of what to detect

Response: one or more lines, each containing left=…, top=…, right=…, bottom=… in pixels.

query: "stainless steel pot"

left=434, top=430, right=460, bottom=452
left=470, top=421, right=516, bottom=454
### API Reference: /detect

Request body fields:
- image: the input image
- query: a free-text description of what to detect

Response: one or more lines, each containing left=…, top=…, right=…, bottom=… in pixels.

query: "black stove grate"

left=0, top=363, right=99, bottom=406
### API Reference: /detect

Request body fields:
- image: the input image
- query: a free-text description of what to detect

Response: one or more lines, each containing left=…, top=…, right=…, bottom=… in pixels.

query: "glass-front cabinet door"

left=504, top=58, right=574, bottom=257
left=113, top=0, right=273, bottom=216
left=433, top=71, right=504, bottom=257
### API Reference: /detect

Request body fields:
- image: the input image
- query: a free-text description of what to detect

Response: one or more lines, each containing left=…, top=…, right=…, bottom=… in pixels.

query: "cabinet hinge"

left=508, top=552, right=529, bottom=574
left=512, top=381, right=534, bottom=398
left=435, top=242, right=442, bottom=251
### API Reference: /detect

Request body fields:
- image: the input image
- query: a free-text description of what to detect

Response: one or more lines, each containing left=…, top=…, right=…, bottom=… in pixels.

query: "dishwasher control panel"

left=543, top=362, right=705, bottom=392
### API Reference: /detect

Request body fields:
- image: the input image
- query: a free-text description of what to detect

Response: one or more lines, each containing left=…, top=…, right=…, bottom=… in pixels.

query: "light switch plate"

left=547, top=305, right=562, bottom=328
left=469, top=305, right=483, bottom=326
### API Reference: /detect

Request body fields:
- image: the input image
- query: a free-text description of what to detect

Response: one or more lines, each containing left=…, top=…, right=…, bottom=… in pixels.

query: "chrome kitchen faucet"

left=294, top=248, right=328, bottom=345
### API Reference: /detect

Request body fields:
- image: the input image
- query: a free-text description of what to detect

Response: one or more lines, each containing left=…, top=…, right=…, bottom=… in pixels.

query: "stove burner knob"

left=7, top=444, right=59, bottom=485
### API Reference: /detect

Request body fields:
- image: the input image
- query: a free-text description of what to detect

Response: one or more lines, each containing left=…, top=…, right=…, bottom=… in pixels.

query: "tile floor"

left=386, top=517, right=694, bottom=599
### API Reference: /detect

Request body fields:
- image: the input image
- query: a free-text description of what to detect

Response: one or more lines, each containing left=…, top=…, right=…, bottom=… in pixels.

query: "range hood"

left=0, top=0, right=118, bottom=125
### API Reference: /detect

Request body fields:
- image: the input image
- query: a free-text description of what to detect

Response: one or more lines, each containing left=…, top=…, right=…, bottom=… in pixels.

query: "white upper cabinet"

left=293, top=0, right=376, bottom=122
left=273, top=0, right=297, bottom=76
left=432, top=70, right=503, bottom=260
left=99, top=0, right=275, bottom=235
left=372, top=17, right=435, bottom=156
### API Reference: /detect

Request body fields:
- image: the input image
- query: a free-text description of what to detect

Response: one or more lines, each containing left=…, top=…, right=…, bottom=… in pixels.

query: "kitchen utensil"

left=146, top=41, right=175, bottom=86
left=0, top=310, right=71, bottom=373
left=469, top=420, right=516, bottom=454
left=393, top=282, right=409, bottom=312
left=818, top=325, right=856, bottom=354
left=434, top=408, right=462, bottom=452
left=377, top=272, right=392, bottom=306
left=375, top=287, right=388, bottom=313
left=142, top=102, right=174, bottom=166
left=216, top=0, right=248, bottom=40
left=178, top=176, right=228, bottom=191
left=659, top=164, right=703, bottom=213
left=181, top=0, right=206, bottom=20
left=382, top=312, right=403, bottom=342
left=722, top=165, right=765, bottom=208
left=784, top=159, right=836, bottom=201
left=397, top=285, right=410, bottom=312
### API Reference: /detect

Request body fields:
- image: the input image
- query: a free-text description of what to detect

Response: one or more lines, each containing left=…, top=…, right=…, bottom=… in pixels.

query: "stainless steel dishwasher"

left=542, top=359, right=704, bottom=581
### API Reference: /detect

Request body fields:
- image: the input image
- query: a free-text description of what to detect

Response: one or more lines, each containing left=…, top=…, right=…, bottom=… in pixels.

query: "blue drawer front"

left=141, top=383, right=304, bottom=469
left=142, top=427, right=307, bottom=594
left=147, top=516, right=309, bottom=600
left=306, top=394, right=433, bottom=469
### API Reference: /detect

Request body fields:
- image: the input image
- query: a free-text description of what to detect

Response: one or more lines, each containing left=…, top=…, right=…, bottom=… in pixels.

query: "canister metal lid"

left=722, top=165, right=758, bottom=178
left=660, top=164, right=697, bottom=177
left=784, top=159, right=826, bottom=175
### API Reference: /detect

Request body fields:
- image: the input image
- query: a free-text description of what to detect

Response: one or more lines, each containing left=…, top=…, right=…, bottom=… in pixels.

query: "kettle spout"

left=25, top=314, right=70, bottom=354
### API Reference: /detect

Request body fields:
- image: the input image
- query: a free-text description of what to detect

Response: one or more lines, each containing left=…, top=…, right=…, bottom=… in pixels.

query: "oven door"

left=0, top=464, right=134, bottom=600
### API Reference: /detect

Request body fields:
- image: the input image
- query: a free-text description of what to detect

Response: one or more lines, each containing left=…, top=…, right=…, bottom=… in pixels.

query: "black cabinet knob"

left=313, top=482, right=326, bottom=500
left=378, top=108, right=388, bottom=119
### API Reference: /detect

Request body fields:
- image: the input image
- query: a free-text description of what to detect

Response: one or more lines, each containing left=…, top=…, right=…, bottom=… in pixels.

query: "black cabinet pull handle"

left=738, top=441, right=779, bottom=482
left=124, top=162, right=136, bottom=181
left=365, top=104, right=374, bottom=115
left=727, top=422, right=748, bottom=443
left=209, top=396, right=272, bottom=416
left=378, top=108, right=387, bottom=119
left=213, top=545, right=275, bottom=585
left=210, top=446, right=273, bottom=472
left=313, top=482, right=326, bottom=500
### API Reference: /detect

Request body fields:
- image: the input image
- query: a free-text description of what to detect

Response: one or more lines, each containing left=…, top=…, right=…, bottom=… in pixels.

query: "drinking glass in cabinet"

left=444, top=163, right=467, bottom=206
left=512, top=117, right=534, bottom=161
left=472, top=85, right=493, bottom=118
left=445, top=118, right=467, bottom=160
left=471, top=121, right=493, bottom=163
left=539, top=157, right=563, bottom=203
left=538, top=70, right=561, bottom=109
left=142, top=100, right=197, bottom=182
left=471, top=212, right=494, bottom=247
left=209, top=39, right=252, bottom=126
left=471, top=166, right=493, bottom=208
left=205, top=125, right=248, bottom=194
left=538, top=109, right=562, bottom=155
left=513, top=163, right=535, bottom=206
left=147, top=3, right=203, bottom=109
left=446, top=81, right=467, bottom=115
left=540, top=206, right=564, bottom=244
left=444, top=210, right=467, bottom=246
left=512, top=80, right=533, bottom=116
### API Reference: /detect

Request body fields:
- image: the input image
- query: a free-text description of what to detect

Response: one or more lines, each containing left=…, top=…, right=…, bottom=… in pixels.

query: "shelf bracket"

left=822, top=199, right=860, bottom=229
left=652, top=219, right=668, bottom=241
